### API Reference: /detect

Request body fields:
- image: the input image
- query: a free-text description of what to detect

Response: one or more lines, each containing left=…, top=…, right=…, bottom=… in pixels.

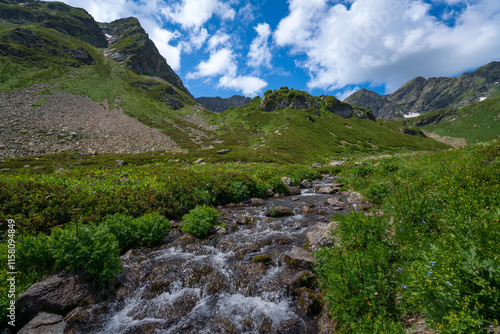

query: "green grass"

left=421, top=95, right=500, bottom=143
left=314, top=143, right=500, bottom=333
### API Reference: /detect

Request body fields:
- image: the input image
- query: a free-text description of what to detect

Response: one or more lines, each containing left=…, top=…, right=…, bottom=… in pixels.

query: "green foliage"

left=16, top=233, right=53, bottom=273
left=181, top=205, right=220, bottom=237
left=316, top=144, right=500, bottom=333
left=314, top=214, right=404, bottom=333
left=50, top=223, right=121, bottom=284
left=103, top=213, right=171, bottom=249
left=133, top=213, right=172, bottom=246
left=229, top=181, right=250, bottom=202
left=252, top=180, right=269, bottom=198
left=365, top=182, right=392, bottom=204
left=267, top=176, right=288, bottom=194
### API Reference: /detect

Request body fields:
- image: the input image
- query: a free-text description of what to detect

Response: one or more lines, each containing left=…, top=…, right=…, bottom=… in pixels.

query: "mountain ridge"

left=345, top=62, right=500, bottom=119
left=196, top=95, right=252, bottom=113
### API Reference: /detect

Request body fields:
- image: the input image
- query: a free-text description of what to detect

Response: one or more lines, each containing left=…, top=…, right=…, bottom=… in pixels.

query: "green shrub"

left=353, top=164, right=375, bottom=177
left=252, top=180, right=268, bottom=198
left=104, top=213, right=171, bottom=249
left=133, top=213, right=171, bottom=246
left=365, top=182, right=392, bottom=204
left=268, top=176, right=288, bottom=194
left=50, top=223, right=121, bottom=284
left=16, top=233, right=53, bottom=273
left=102, top=214, right=135, bottom=249
left=314, top=214, right=403, bottom=332
left=181, top=205, right=220, bottom=237
left=229, top=181, right=250, bottom=202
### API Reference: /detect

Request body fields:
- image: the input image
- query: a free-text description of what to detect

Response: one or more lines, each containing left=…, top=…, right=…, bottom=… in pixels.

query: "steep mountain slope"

left=196, top=95, right=252, bottom=113
left=0, top=0, right=220, bottom=157
left=345, top=62, right=500, bottom=119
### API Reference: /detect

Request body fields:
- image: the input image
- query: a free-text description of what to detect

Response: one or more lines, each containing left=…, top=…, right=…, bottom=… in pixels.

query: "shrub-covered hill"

left=208, top=88, right=449, bottom=163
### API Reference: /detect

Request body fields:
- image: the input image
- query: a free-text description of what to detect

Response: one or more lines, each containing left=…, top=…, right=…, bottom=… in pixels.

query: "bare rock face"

left=18, top=312, right=66, bottom=334
left=15, top=270, right=109, bottom=329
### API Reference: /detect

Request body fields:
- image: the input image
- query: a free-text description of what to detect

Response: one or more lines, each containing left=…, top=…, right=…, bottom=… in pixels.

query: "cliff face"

left=0, top=0, right=107, bottom=48
left=99, top=18, right=193, bottom=99
left=196, top=95, right=253, bottom=113
left=345, top=62, right=500, bottom=119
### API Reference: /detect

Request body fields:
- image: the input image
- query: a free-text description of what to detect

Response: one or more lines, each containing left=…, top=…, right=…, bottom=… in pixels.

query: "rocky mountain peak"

left=99, top=18, right=193, bottom=99
left=345, top=62, right=500, bottom=119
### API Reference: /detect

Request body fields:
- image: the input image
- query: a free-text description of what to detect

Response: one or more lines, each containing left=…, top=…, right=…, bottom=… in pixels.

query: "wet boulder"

left=284, top=247, right=316, bottom=270
left=300, top=180, right=313, bottom=188
left=315, top=184, right=343, bottom=194
left=15, top=270, right=110, bottom=329
left=265, top=206, right=294, bottom=217
left=250, top=198, right=265, bottom=206
left=296, top=288, right=323, bottom=317
left=18, top=312, right=66, bottom=334
left=288, top=186, right=302, bottom=196
left=281, top=176, right=292, bottom=185
left=347, top=191, right=365, bottom=205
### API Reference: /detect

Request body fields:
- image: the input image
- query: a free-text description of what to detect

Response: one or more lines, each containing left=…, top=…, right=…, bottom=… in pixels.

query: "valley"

left=0, top=0, right=499, bottom=333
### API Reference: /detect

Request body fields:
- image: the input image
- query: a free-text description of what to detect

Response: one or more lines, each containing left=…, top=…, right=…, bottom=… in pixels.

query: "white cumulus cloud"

left=218, top=75, right=268, bottom=96
left=247, top=23, right=272, bottom=69
left=160, top=0, right=236, bottom=29
left=275, top=0, right=500, bottom=93
left=187, top=48, right=237, bottom=79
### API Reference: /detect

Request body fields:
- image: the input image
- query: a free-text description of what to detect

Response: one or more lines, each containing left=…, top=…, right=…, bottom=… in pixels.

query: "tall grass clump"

left=315, top=144, right=500, bottom=333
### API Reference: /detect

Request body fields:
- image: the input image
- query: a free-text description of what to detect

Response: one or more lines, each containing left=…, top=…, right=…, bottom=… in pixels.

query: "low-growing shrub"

left=133, top=213, right=172, bottom=246
left=50, top=223, right=122, bottom=284
left=229, top=181, right=250, bottom=202
left=267, top=176, right=288, bottom=194
left=181, top=205, right=220, bottom=237
left=252, top=180, right=268, bottom=198
left=365, top=182, right=392, bottom=204
left=16, top=233, right=53, bottom=273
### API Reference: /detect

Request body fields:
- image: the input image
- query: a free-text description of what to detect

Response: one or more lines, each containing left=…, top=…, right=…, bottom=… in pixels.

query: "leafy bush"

left=16, top=233, right=53, bottom=273
left=181, top=205, right=220, bottom=237
left=133, top=213, right=171, bottom=246
left=353, top=164, right=375, bottom=177
left=314, top=214, right=404, bottom=332
left=252, top=180, right=268, bottom=198
left=365, top=182, right=392, bottom=204
left=103, top=213, right=171, bottom=249
left=50, top=223, right=121, bottom=284
left=267, top=176, right=288, bottom=194
left=229, top=181, right=250, bottom=202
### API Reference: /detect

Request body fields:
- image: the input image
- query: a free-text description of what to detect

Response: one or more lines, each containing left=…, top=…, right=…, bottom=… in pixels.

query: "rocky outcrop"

left=99, top=18, right=193, bottom=99
left=15, top=270, right=112, bottom=329
left=345, top=62, right=500, bottom=119
left=0, top=0, right=107, bottom=48
left=196, top=95, right=253, bottom=113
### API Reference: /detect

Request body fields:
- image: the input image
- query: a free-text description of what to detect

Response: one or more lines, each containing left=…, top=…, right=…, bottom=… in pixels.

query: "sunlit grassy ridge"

left=314, top=143, right=500, bottom=333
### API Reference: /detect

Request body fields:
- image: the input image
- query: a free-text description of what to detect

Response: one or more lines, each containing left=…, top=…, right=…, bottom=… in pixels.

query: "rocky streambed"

left=16, top=176, right=364, bottom=334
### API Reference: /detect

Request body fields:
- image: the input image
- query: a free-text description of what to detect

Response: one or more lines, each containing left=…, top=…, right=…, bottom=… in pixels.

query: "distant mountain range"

left=345, top=62, right=500, bottom=119
left=195, top=95, right=252, bottom=113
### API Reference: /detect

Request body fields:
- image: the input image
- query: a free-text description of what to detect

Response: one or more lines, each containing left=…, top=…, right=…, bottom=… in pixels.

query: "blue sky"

left=52, top=0, right=500, bottom=99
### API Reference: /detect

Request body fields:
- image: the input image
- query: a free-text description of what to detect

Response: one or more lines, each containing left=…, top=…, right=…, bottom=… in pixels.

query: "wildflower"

left=374, top=292, right=379, bottom=295
left=397, top=267, right=402, bottom=271
left=396, top=296, right=403, bottom=300
left=403, top=285, right=407, bottom=289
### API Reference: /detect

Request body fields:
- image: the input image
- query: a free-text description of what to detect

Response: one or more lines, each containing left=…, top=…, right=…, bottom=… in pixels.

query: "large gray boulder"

left=18, top=312, right=66, bottom=334
left=15, top=270, right=108, bottom=329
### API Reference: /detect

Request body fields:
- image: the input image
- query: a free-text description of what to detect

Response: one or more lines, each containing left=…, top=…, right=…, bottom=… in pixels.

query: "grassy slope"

left=421, top=91, right=500, bottom=144
left=211, top=96, right=449, bottom=163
